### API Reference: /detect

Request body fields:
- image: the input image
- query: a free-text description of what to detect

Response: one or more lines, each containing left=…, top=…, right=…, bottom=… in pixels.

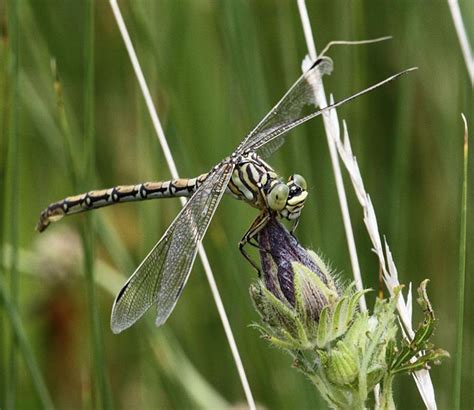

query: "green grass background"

left=1, top=0, right=473, bottom=408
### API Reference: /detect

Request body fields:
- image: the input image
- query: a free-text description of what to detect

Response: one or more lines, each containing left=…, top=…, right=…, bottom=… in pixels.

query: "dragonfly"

left=37, top=57, right=414, bottom=334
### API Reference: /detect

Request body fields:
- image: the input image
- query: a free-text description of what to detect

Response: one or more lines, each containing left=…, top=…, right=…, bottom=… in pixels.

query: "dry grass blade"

left=296, top=0, right=367, bottom=313
left=108, top=1, right=256, bottom=408
left=297, top=1, right=437, bottom=407
left=333, top=117, right=438, bottom=409
left=448, top=0, right=474, bottom=86
left=318, top=36, right=393, bottom=59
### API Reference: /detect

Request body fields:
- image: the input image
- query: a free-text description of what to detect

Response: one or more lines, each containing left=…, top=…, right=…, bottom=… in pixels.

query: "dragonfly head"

left=266, top=174, right=308, bottom=220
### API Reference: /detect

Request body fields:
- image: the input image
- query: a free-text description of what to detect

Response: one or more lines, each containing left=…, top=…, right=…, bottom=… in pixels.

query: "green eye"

left=268, top=183, right=289, bottom=211
left=291, top=174, right=307, bottom=190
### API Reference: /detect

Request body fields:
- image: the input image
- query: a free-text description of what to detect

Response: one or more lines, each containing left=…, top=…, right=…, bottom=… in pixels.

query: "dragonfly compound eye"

left=267, top=183, right=289, bottom=211
left=289, top=174, right=307, bottom=190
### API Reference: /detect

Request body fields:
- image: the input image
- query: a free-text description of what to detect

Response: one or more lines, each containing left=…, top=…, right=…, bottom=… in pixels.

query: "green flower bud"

left=293, top=262, right=339, bottom=326
left=325, top=341, right=358, bottom=386
left=250, top=281, right=300, bottom=339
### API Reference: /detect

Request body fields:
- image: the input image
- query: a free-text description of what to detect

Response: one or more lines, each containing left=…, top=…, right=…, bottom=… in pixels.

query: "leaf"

left=316, top=306, right=331, bottom=348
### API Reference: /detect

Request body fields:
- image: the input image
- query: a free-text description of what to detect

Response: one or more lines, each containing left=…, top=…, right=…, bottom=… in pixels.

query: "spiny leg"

left=239, top=212, right=270, bottom=275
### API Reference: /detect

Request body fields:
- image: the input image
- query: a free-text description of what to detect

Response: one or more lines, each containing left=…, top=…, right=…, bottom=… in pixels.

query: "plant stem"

left=5, top=0, right=20, bottom=407
left=82, top=1, right=112, bottom=408
left=50, top=3, right=112, bottom=406
left=453, top=115, right=468, bottom=409
left=448, top=0, right=474, bottom=86
left=109, top=2, right=256, bottom=408
left=379, top=373, right=395, bottom=410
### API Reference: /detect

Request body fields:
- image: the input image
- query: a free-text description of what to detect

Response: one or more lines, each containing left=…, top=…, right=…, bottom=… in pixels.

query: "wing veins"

left=111, top=163, right=234, bottom=333
left=236, top=57, right=333, bottom=157
left=246, top=67, right=417, bottom=154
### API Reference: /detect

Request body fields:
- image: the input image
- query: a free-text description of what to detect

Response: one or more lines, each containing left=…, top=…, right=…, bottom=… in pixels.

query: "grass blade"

left=81, top=0, right=113, bottom=408
left=296, top=0, right=367, bottom=313
left=447, top=0, right=474, bottom=86
left=0, top=285, right=55, bottom=409
left=453, top=114, right=468, bottom=409
left=4, top=0, right=20, bottom=407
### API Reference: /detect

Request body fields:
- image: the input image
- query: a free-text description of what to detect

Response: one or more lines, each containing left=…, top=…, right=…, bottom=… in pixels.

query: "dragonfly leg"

left=247, top=236, right=260, bottom=249
left=239, top=212, right=270, bottom=275
left=290, top=217, right=300, bottom=236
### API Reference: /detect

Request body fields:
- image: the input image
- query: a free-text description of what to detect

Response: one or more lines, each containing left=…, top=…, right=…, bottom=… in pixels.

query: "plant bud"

left=325, top=341, right=358, bottom=386
left=258, top=217, right=338, bottom=314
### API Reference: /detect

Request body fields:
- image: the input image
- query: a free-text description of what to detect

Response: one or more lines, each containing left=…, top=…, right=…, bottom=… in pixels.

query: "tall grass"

left=4, top=0, right=20, bottom=407
left=3, top=2, right=52, bottom=408
left=0, top=13, right=5, bottom=407
left=49, top=1, right=114, bottom=407
left=0, top=286, right=54, bottom=409
left=454, top=115, right=468, bottom=409
left=49, top=2, right=112, bottom=406
left=81, top=0, right=113, bottom=408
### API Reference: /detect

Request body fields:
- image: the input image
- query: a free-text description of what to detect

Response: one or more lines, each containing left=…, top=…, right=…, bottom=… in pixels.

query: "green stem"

left=51, top=60, right=78, bottom=188
left=358, top=313, right=390, bottom=403
left=5, top=0, right=20, bottom=407
left=453, top=118, right=468, bottom=409
left=378, top=373, right=395, bottom=410
left=308, top=373, right=342, bottom=409
left=82, top=1, right=113, bottom=408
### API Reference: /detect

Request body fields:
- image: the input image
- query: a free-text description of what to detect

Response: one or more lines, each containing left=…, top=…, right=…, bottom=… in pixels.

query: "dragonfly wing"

left=237, top=57, right=333, bottom=158
left=254, top=136, right=286, bottom=160
left=110, top=162, right=234, bottom=334
left=244, top=64, right=416, bottom=157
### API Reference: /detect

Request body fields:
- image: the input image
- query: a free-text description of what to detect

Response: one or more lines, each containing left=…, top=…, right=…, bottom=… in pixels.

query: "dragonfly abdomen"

left=36, top=174, right=208, bottom=232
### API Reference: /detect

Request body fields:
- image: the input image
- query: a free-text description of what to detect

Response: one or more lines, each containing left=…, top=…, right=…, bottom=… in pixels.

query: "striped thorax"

left=227, top=151, right=308, bottom=221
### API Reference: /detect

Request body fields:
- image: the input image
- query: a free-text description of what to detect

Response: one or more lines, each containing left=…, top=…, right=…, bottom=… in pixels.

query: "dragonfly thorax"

left=227, top=152, right=308, bottom=221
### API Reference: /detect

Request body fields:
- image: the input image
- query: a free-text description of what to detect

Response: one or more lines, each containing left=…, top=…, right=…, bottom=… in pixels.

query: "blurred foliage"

left=0, top=0, right=472, bottom=409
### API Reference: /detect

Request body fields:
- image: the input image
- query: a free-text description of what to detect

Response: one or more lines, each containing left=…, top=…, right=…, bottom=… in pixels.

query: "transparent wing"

left=243, top=65, right=417, bottom=158
left=110, top=162, right=234, bottom=334
left=236, top=57, right=333, bottom=158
